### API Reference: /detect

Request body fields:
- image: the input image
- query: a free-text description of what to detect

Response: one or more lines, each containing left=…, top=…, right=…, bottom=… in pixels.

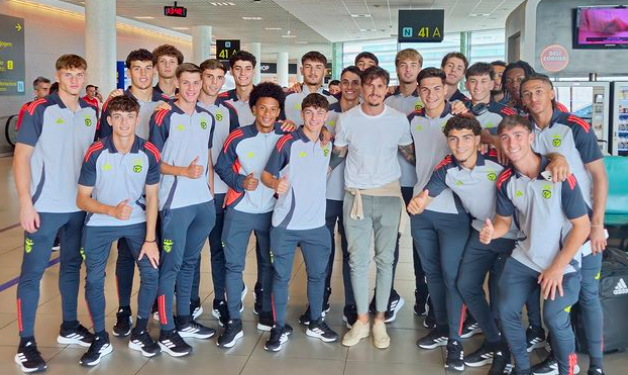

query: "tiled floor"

left=0, top=156, right=626, bottom=374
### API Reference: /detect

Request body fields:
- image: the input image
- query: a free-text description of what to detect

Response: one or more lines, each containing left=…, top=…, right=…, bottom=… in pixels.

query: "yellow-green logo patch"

left=487, top=172, right=497, bottom=181
left=84, top=116, right=92, bottom=127
left=247, top=151, right=255, bottom=158
left=177, top=124, right=185, bottom=131
left=542, top=184, right=552, bottom=199
left=25, top=238, right=34, bottom=253
left=552, top=134, right=562, bottom=147
left=215, top=111, right=223, bottom=121
left=515, top=190, right=524, bottom=198
left=298, top=151, right=307, bottom=158
left=102, top=163, right=112, bottom=171
left=200, top=118, right=208, bottom=130
left=55, top=118, right=64, bottom=125
left=163, top=239, right=173, bottom=253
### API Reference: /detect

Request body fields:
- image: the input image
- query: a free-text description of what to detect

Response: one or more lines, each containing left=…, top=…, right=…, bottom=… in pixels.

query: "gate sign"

left=0, top=14, right=26, bottom=95
left=398, top=9, right=444, bottom=43
left=216, top=40, right=240, bottom=65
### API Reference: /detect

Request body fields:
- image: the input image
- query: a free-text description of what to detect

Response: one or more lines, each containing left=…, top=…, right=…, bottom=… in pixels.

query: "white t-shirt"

left=334, top=104, right=413, bottom=189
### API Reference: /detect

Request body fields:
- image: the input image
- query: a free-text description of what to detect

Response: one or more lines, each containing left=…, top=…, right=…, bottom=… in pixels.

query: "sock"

left=134, top=317, right=148, bottom=332
left=62, top=320, right=79, bottom=330
left=19, top=336, right=35, bottom=346
left=95, top=330, right=107, bottom=339
left=589, top=357, right=603, bottom=370
left=176, top=314, right=191, bottom=326
left=118, top=305, right=132, bottom=314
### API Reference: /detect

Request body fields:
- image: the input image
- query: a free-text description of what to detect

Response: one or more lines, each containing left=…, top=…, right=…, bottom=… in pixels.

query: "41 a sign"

left=216, top=40, right=240, bottom=64
left=398, top=9, right=444, bottom=43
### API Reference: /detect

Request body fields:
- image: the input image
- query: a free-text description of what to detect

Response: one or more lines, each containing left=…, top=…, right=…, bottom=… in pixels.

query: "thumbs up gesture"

left=243, top=173, right=259, bottom=191
left=479, top=218, right=494, bottom=244
left=111, top=199, right=133, bottom=220
left=275, top=175, right=290, bottom=195
left=185, top=156, right=204, bottom=179
left=407, top=189, right=430, bottom=216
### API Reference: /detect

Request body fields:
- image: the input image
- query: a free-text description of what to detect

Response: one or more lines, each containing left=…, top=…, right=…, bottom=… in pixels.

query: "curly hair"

left=249, top=82, right=285, bottom=111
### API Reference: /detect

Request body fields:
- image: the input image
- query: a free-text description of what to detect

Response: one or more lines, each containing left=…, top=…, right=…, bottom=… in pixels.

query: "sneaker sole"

left=112, top=327, right=132, bottom=338
left=158, top=342, right=192, bottom=357
left=264, top=335, right=288, bottom=352
left=417, top=339, right=448, bottom=350
left=527, top=341, right=546, bottom=352
left=465, top=358, right=493, bottom=367
left=217, top=331, right=244, bottom=348
left=79, top=343, right=113, bottom=367
left=179, top=330, right=216, bottom=340
left=460, top=328, right=483, bottom=339
left=128, top=341, right=161, bottom=357
left=384, top=297, right=405, bottom=323
left=341, top=331, right=370, bottom=347
left=257, top=323, right=272, bottom=332
left=57, top=335, right=92, bottom=348
left=192, top=306, right=204, bottom=320
left=305, top=329, right=338, bottom=343
left=444, top=363, right=465, bottom=372
left=14, top=355, right=47, bottom=373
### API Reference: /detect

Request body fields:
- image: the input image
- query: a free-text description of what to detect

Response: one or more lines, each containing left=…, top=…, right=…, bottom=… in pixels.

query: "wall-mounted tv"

left=573, top=5, right=628, bottom=49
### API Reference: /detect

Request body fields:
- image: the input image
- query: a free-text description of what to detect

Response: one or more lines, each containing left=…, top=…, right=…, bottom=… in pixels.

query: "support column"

left=277, top=51, right=289, bottom=88
left=85, top=0, right=116, bottom=97
left=192, top=26, right=212, bottom=64
left=250, top=42, right=262, bottom=85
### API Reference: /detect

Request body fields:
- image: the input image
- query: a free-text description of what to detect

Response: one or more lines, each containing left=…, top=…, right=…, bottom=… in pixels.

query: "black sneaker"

left=190, top=297, right=203, bottom=320
left=445, top=339, right=465, bottom=372
left=460, top=316, right=483, bottom=339
left=384, top=290, right=405, bottom=323
left=57, top=323, right=95, bottom=348
left=464, top=342, right=494, bottom=367
left=212, top=299, right=230, bottom=327
left=112, top=309, right=133, bottom=337
left=217, top=319, right=243, bottom=348
left=526, top=325, right=546, bottom=352
left=79, top=333, right=113, bottom=367
left=264, top=326, right=289, bottom=352
left=532, top=353, right=557, bottom=375
left=322, top=287, right=331, bottom=314
left=414, top=289, right=428, bottom=316
left=253, top=283, right=263, bottom=316
left=129, top=330, right=161, bottom=357
left=423, top=314, right=436, bottom=330
left=299, top=306, right=311, bottom=326
left=587, top=367, right=604, bottom=375
left=257, top=311, right=274, bottom=332
left=342, top=305, right=357, bottom=329
left=306, top=318, right=339, bottom=343
left=177, top=320, right=216, bottom=339
left=417, top=328, right=448, bottom=350
left=14, top=340, right=46, bottom=373
left=159, top=330, right=192, bottom=357
left=488, top=347, right=513, bottom=375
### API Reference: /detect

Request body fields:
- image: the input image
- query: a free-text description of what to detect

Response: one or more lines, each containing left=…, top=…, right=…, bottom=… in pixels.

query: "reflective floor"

left=0, top=157, right=626, bottom=375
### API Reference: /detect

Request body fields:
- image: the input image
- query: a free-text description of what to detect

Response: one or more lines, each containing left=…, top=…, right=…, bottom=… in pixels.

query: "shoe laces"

left=269, top=327, right=284, bottom=341
left=85, top=337, right=107, bottom=356
left=75, top=324, right=93, bottom=337
left=224, top=321, right=241, bottom=335
left=446, top=341, right=463, bottom=359
left=21, top=343, right=42, bottom=359
left=165, top=331, right=187, bottom=346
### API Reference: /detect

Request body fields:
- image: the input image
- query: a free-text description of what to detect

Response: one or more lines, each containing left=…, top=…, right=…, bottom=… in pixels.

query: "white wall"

left=0, top=1, right=192, bottom=118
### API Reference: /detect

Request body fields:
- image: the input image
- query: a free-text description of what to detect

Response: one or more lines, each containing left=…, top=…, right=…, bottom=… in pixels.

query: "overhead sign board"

left=216, top=40, right=240, bottom=64
left=0, top=14, right=26, bottom=95
left=398, top=9, right=444, bottom=43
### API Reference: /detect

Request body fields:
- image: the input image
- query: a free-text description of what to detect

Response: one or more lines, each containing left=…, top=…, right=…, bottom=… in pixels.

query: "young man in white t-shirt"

left=330, top=66, right=415, bottom=350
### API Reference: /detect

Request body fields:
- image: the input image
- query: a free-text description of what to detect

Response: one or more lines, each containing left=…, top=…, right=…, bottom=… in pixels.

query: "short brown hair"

left=55, top=54, right=87, bottom=71
left=361, top=66, right=390, bottom=86
left=175, top=63, right=202, bottom=79
left=417, top=68, right=446, bottom=86
left=152, top=44, right=184, bottom=65
left=301, top=93, right=329, bottom=112
left=395, top=48, right=423, bottom=67
left=200, top=59, right=226, bottom=73
left=441, top=52, right=469, bottom=71
left=301, top=51, right=327, bottom=66
left=443, top=114, right=482, bottom=137
left=497, top=115, right=533, bottom=135
left=107, top=95, right=140, bottom=114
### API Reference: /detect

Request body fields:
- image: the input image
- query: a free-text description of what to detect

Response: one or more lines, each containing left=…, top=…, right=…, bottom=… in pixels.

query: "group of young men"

left=12, top=42, right=608, bottom=375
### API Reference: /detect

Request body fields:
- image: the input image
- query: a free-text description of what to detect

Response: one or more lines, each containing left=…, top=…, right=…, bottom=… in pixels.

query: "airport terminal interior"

left=1, top=0, right=628, bottom=374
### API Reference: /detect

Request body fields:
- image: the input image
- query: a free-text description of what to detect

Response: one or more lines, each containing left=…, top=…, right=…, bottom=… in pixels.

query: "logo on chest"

left=542, top=184, right=552, bottom=199
left=552, top=134, right=562, bottom=148
left=132, top=159, right=143, bottom=173
left=215, top=111, right=223, bottom=121
left=84, top=115, right=93, bottom=127
left=102, top=163, right=113, bottom=171
left=298, top=151, right=307, bottom=158
left=200, top=117, right=208, bottom=130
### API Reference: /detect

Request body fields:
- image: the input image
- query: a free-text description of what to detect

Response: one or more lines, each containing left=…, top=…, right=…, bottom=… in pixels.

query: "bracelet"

left=144, top=239, right=156, bottom=243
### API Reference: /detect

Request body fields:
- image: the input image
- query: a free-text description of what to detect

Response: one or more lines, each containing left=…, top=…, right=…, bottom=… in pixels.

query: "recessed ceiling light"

left=360, top=28, right=377, bottom=32
left=281, top=34, right=297, bottom=38
left=295, top=41, right=308, bottom=44
left=242, top=16, right=262, bottom=20
left=470, top=13, right=490, bottom=17
left=265, top=27, right=282, bottom=31
left=210, top=2, right=235, bottom=5
left=351, top=14, right=371, bottom=18
left=172, top=27, right=190, bottom=30
left=134, top=16, right=155, bottom=19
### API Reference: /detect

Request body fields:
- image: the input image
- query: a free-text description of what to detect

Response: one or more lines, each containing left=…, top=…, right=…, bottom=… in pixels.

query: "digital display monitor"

left=574, top=6, right=628, bottom=49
